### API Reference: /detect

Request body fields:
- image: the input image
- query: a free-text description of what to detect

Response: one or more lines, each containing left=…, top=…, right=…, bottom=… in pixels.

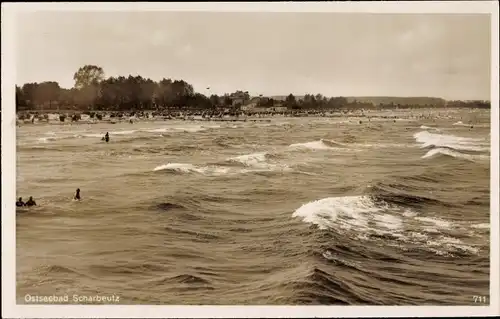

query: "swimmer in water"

left=74, top=188, right=81, bottom=201
left=25, top=196, right=37, bottom=206
left=16, top=197, right=25, bottom=207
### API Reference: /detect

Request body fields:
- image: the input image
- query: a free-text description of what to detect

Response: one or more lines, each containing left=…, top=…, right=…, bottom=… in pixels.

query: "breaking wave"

left=421, top=147, right=489, bottom=162
left=153, top=163, right=231, bottom=176
left=414, top=131, right=488, bottom=152
left=414, top=131, right=489, bottom=161
left=289, top=139, right=345, bottom=150
left=292, top=194, right=482, bottom=257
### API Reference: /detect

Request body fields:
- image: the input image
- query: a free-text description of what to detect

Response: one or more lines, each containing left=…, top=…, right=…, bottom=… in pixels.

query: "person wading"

left=16, top=197, right=25, bottom=207
left=25, top=196, right=37, bottom=206
left=74, top=188, right=81, bottom=201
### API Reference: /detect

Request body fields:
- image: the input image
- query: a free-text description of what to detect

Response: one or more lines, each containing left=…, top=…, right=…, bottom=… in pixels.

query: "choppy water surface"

left=16, top=108, right=491, bottom=305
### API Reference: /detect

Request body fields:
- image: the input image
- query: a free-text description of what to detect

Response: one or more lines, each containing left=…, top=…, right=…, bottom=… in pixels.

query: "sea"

left=15, top=108, right=491, bottom=305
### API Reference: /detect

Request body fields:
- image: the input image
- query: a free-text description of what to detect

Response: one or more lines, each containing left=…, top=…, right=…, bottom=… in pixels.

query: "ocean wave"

left=172, top=125, right=207, bottom=133
left=110, top=130, right=137, bottom=135
left=213, top=136, right=246, bottom=148
left=29, top=124, right=211, bottom=144
left=155, top=202, right=186, bottom=211
left=228, top=152, right=274, bottom=166
left=144, top=128, right=170, bottom=133
left=367, top=182, right=449, bottom=209
left=420, top=125, right=441, bottom=132
left=153, top=163, right=231, bottom=176
left=36, top=134, right=82, bottom=142
left=227, top=152, right=291, bottom=172
left=421, top=147, right=490, bottom=162
left=414, top=131, right=488, bottom=152
left=79, top=133, right=103, bottom=138
left=452, top=121, right=474, bottom=127
left=292, top=195, right=481, bottom=256
left=354, top=143, right=411, bottom=149
left=141, top=125, right=208, bottom=134
left=37, top=137, right=59, bottom=143
left=471, top=223, right=489, bottom=230
left=163, top=274, right=212, bottom=285
left=289, top=139, right=345, bottom=150
left=153, top=150, right=292, bottom=176
left=286, top=267, right=361, bottom=304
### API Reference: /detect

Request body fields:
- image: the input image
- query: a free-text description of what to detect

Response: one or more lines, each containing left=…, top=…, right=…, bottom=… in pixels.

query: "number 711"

left=473, top=296, right=488, bottom=303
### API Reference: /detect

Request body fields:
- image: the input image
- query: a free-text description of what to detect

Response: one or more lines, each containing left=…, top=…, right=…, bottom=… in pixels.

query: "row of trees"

left=16, top=65, right=214, bottom=112
left=446, top=100, right=491, bottom=109
left=15, top=64, right=491, bottom=112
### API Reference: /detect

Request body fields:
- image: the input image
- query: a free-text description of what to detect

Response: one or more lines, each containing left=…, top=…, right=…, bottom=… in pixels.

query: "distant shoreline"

left=14, top=106, right=489, bottom=127
left=15, top=106, right=490, bottom=117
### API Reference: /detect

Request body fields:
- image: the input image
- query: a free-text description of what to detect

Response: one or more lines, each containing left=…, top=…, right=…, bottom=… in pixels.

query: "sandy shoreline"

left=15, top=107, right=485, bottom=127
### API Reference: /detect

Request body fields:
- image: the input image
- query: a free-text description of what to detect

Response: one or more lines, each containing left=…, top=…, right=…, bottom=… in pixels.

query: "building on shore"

left=229, top=91, right=250, bottom=107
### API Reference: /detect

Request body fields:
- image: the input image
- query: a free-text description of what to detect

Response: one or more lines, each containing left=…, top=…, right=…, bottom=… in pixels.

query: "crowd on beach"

left=16, top=107, right=482, bottom=126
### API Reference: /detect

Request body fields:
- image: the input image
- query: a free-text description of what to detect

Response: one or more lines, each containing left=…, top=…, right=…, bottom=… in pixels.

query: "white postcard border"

left=2, top=1, right=499, bottom=318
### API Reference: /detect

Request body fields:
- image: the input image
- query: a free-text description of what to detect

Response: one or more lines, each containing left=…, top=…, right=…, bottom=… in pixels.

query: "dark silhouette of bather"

left=16, top=197, right=25, bottom=207
left=74, top=188, right=81, bottom=201
left=102, top=132, right=110, bottom=143
left=25, top=196, right=37, bottom=206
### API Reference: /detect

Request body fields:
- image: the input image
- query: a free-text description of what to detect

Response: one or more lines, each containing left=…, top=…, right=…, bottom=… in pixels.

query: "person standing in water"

left=74, top=188, right=81, bottom=201
left=16, top=197, right=25, bottom=207
left=105, top=132, right=110, bottom=143
left=25, top=196, right=37, bottom=206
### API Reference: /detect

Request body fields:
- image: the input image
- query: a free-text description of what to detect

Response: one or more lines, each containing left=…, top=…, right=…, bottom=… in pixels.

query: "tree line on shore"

left=15, top=65, right=491, bottom=113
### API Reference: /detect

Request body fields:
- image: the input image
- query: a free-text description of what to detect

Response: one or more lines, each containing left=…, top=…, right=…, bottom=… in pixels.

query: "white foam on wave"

left=289, top=139, right=346, bottom=151
left=82, top=133, right=103, bottom=138
left=153, top=163, right=231, bottom=176
left=110, top=130, right=137, bottom=135
left=37, top=137, right=58, bottom=143
left=373, top=213, right=403, bottom=230
left=228, top=152, right=291, bottom=172
left=144, top=128, right=169, bottom=133
left=36, top=134, right=80, bottom=142
left=293, top=195, right=482, bottom=256
left=172, top=125, right=206, bottom=133
left=229, top=152, right=269, bottom=167
left=421, top=147, right=490, bottom=161
left=426, top=236, right=480, bottom=255
left=414, top=216, right=452, bottom=229
left=452, top=121, right=477, bottom=127
left=201, top=124, right=221, bottom=129
left=414, top=131, right=489, bottom=152
left=290, top=140, right=331, bottom=150
left=402, top=209, right=418, bottom=218
left=292, top=196, right=392, bottom=231
left=420, top=125, right=441, bottom=132
left=354, top=143, right=412, bottom=149
left=471, top=223, right=490, bottom=229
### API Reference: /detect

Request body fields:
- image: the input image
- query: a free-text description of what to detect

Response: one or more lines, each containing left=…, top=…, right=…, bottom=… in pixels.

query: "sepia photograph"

left=2, top=1, right=499, bottom=318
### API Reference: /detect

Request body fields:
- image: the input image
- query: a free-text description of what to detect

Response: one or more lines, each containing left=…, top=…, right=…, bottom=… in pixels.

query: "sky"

left=15, top=11, right=492, bottom=100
